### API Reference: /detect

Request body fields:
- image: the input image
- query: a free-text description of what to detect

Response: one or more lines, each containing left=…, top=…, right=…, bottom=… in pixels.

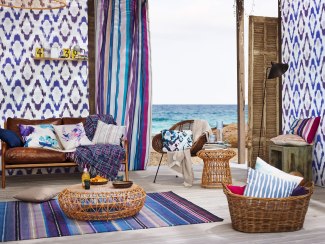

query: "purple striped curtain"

left=95, top=0, right=152, bottom=170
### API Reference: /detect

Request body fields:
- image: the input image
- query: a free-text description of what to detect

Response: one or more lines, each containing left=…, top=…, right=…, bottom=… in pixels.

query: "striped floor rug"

left=0, top=191, right=222, bottom=242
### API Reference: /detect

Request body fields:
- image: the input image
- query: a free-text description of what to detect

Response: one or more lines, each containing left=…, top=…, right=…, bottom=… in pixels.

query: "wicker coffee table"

left=197, top=149, right=236, bottom=188
left=58, top=182, right=146, bottom=221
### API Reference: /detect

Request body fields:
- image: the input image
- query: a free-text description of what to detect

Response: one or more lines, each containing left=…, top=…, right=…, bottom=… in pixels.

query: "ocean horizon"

left=152, top=104, right=248, bottom=135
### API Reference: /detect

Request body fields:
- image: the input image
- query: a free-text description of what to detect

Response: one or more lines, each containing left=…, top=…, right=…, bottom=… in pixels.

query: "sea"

left=152, top=104, right=248, bottom=135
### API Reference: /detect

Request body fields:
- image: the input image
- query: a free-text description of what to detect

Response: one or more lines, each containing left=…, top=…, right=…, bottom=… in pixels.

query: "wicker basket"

left=222, top=182, right=314, bottom=233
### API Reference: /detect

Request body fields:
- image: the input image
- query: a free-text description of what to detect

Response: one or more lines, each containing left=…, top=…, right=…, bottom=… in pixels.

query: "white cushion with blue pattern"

left=162, top=130, right=193, bottom=152
left=244, top=168, right=299, bottom=198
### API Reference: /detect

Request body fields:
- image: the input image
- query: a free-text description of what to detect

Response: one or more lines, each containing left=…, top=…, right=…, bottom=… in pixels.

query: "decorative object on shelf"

left=50, top=44, right=60, bottom=58
left=35, top=48, right=44, bottom=58
left=258, top=62, right=289, bottom=157
left=0, top=0, right=66, bottom=10
left=61, top=48, right=71, bottom=58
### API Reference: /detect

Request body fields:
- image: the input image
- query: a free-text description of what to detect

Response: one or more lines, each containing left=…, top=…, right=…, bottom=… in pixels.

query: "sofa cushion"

left=5, top=147, right=66, bottom=164
left=53, top=123, right=93, bottom=150
left=0, top=128, right=23, bottom=148
left=18, top=124, right=62, bottom=150
left=62, top=117, right=86, bottom=125
left=92, top=120, right=126, bottom=145
left=7, top=118, right=62, bottom=140
left=84, top=114, right=116, bottom=141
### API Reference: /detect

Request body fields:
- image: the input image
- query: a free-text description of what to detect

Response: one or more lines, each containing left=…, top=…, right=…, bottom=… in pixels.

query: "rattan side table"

left=58, top=182, right=146, bottom=221
left=197, top=149, right=236, bottom=188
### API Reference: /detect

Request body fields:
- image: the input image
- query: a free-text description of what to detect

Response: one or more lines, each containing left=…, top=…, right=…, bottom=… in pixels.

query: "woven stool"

left=197, top=149, right=236, bottom=188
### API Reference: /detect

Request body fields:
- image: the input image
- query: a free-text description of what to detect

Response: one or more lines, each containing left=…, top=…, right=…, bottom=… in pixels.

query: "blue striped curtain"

left=95, top=0, right=152, bottom=170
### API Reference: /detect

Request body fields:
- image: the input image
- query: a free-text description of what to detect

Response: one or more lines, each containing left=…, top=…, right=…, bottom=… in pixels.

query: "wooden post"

left=88, top=0, right=96, bottom=114
left=236, top=0, right=245, bottom=164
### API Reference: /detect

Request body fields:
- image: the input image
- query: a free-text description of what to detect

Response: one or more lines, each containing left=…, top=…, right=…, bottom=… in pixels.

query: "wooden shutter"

left=248, top=16, right=280, bottom=167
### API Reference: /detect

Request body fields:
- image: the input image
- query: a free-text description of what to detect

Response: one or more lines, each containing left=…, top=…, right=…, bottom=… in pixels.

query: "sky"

left=149, top=0, right=278, bottom=104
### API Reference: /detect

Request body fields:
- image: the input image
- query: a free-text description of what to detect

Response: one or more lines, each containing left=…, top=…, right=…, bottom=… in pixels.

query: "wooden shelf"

left=33, top=57, right=88, bottom=61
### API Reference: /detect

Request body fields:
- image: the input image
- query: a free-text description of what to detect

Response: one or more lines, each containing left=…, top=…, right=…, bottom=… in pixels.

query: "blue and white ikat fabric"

left=282, top=0, right=325, bottom=186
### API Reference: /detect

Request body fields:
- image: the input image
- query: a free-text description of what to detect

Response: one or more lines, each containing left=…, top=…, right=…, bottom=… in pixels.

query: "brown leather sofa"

left=1, top=117, right=129, bottom=188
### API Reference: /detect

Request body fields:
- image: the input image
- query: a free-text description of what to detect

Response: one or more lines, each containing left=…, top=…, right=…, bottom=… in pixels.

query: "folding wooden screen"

left=248, top=16, right=280, bottom=167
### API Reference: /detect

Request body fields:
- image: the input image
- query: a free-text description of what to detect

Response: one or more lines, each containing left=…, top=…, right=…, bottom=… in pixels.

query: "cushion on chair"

left=244, top=168, right=299, bottom=198
left=92, top=120, right=126, bottom=145
left=289, top=117, right=321, bottom=144
left=270, top=134, right=310, bottom=146
left=162, top=130, right=193, bottom=152
left=0, top=128, right=23, bottom=148
left=53, top=123, right=93, bottom=150
left=255, top=157, right=303, bottom=185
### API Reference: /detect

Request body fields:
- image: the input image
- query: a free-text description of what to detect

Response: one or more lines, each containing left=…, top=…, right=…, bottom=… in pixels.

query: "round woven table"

left=197, top=149, right=236, bottom=188
left=58, top=183, right=146, bottom=221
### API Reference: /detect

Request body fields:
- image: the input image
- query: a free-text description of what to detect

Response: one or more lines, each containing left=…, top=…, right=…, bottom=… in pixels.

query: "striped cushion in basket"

left=244, top=168, right=299, bottom=198
left=289, top=117, right=321, bottom=144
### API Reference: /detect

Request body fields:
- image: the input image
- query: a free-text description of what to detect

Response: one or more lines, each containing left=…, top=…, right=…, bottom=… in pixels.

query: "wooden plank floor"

left=1, top=163, right=325, bottom=244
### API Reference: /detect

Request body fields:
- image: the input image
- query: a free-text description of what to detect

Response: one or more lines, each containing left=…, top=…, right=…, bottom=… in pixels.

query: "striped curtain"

left=95, top=0, right=152, bottom=170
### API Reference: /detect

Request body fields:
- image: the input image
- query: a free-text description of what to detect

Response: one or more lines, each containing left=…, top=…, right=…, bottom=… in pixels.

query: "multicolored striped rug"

left=0, top=191, right=222, bottom=242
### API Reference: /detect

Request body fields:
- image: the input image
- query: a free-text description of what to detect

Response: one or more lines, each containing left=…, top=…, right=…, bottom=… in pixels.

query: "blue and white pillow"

left=244, top=168, right=299, bottom=198
left=18, top=124, right=62, bottom=150
left=162, top=130, right=193, bottom=152
left=255, top=157, right=303, bottom=185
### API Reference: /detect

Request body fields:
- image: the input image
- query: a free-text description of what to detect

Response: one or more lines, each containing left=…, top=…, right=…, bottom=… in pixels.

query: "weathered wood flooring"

left=1, top=163, right=324, bottom=244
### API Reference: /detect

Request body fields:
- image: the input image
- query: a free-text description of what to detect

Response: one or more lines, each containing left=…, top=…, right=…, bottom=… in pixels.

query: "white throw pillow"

left=53, top=123, right=93, bottom=150
left=92, top=120, right=126, bottom=145
left=255, top=157, right=303, bottom=185
left=18, top=124, right=62, bottom=150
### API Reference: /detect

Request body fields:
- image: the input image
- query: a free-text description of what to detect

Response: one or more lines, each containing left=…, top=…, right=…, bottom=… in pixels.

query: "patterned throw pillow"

left=84, top=114, right=116, bottom=141
left=162, top=130, right=193, bottom=152
left=18, top=124, right=62, bottom=150
left=53, top=123, right=93, bottom=150
left=255, top=157, right=303, bottom=185
left=289, top=117, right=321, bottom=144
left=270, top=134, right=309, bottom=146
left=244, top=168, right=299, bottom=198
left=92, top=120, right=126, bottom=145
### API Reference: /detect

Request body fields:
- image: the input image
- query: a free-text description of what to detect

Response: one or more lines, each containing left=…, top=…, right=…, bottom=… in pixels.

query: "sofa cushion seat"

left=5, top=147, right=66, bottom=164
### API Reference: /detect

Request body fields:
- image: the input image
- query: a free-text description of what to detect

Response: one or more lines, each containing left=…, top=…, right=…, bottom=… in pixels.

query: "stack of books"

left=203, top=142, right=230, bottom=150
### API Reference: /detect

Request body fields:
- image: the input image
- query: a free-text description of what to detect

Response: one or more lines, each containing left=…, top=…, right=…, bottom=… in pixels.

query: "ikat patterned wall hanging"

left=282, top=0, right=325, bottom=186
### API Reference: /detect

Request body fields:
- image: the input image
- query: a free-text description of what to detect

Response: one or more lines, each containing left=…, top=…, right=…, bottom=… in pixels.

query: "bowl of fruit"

left=90, top=175, right=108, bottom=185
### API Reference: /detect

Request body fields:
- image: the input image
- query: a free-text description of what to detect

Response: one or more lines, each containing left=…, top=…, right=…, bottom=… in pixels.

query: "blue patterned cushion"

left=244, top=168, right=299, bottom=198
left=162, top=130, right=193, bottom=152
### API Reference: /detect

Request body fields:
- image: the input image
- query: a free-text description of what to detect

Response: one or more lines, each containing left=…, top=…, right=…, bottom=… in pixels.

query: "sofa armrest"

left=1, top=141, right=7, bottom=164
